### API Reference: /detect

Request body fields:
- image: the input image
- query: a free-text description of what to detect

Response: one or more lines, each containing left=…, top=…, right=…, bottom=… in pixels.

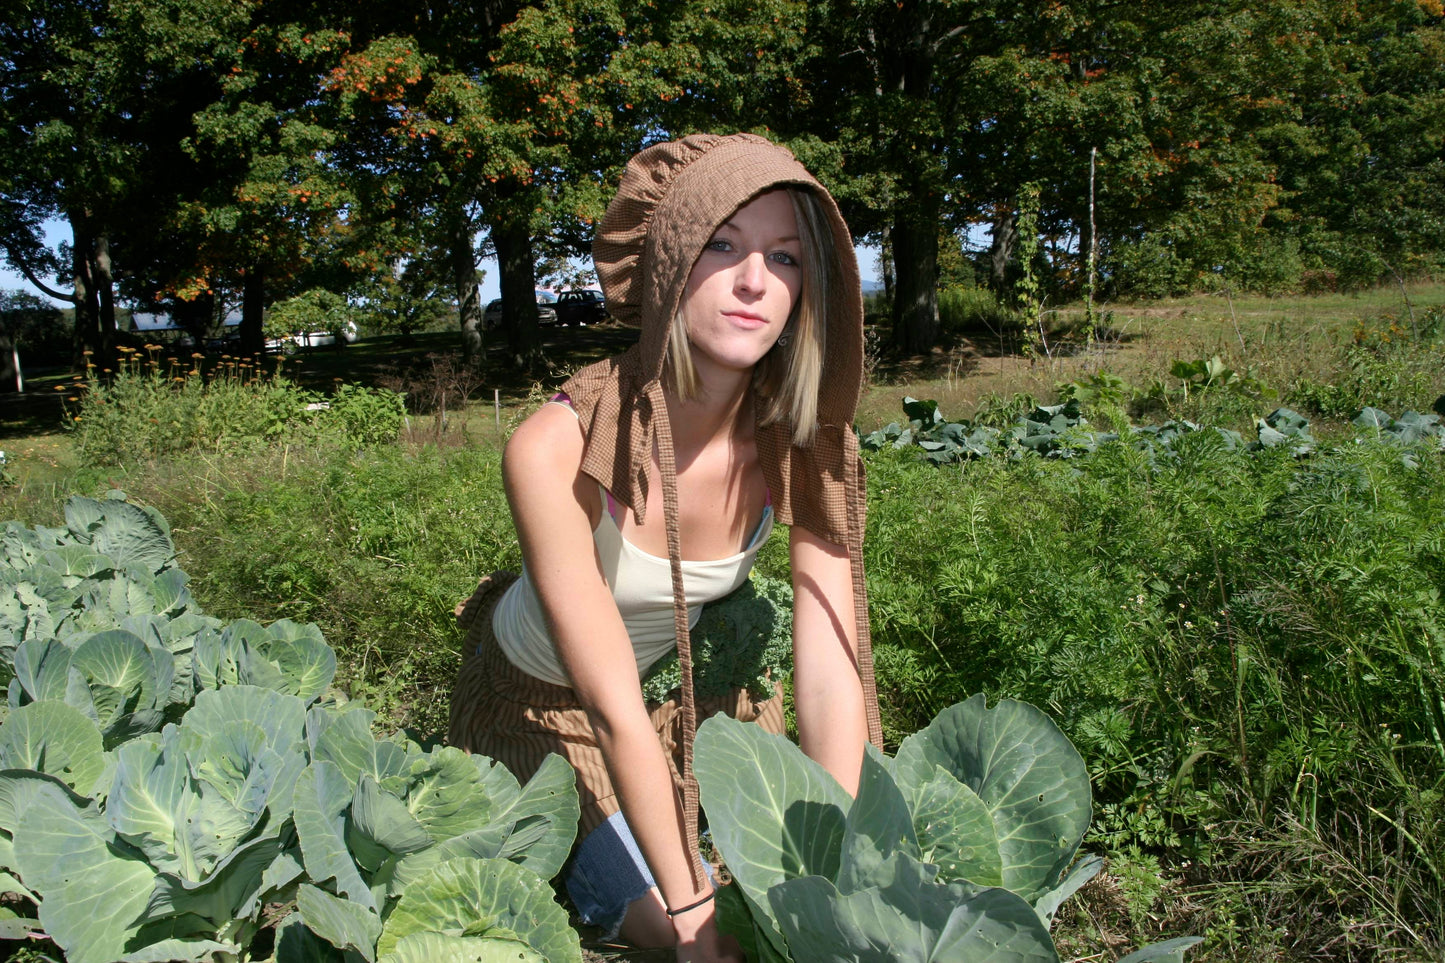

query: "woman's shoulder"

left=504, top=401, right=588, bottom=479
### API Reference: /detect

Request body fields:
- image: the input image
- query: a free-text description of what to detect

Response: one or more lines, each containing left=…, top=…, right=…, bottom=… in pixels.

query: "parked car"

left=554, top=289, right=609, bottom=327
left=265, top=320, right=359, bottom=354
left=482, top=296, right=558, bottom=330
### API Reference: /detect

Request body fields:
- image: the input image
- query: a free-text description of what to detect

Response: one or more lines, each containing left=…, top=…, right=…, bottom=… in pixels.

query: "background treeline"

left=3, top=0, right=1443, bottom=364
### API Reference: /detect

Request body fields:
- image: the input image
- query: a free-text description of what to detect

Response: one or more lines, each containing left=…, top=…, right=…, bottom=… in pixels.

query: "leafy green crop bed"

left=0, top=493, right=582, bottom=962
left=863, top=411, right=1445, bottom=957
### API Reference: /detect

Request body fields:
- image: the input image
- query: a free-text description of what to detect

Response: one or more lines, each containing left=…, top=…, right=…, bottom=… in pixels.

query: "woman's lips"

left=724, top=310, right=767, bottom=327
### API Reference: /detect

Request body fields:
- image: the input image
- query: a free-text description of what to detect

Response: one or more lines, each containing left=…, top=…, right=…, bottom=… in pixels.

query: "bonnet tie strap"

left=845, top=434, right=884, bottom=746
left=648, top=380, right=709, bottom=892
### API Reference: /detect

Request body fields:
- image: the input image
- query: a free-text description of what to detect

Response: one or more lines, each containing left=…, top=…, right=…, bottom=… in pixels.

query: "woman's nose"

left=734, top=250, right=768, bottom=295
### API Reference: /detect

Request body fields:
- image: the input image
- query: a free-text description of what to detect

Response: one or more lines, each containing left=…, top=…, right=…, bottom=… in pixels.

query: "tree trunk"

left=491, top=216, right=542, bottom=368
left=0, top=316, right=16, bottom=393
left=70, top=217, right=99, bottom=367
left=174, top=292, right=216, bottom=349
left=880, top=224, right=894, bottom=301
left=240, top=267, right=266, bottom=356
left=451, top=216, right=484, bottom=365
left=94, top=234, right=116, bottom=365
left=989, top=210, right=1017, bottom=291
left=890, top=207, right=940, bottom=354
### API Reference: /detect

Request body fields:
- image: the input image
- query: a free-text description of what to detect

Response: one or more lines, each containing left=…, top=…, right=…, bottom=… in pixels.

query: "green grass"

left=859, top=279, right=1445, bottom=439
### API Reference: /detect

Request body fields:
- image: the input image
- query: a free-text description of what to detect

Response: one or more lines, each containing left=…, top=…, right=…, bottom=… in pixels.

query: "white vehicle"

left=266, top=320, right=360, bottom=353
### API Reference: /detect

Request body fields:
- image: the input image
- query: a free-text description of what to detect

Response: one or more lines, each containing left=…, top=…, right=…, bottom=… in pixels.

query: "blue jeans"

left=565, top=810, right=715, bottom=940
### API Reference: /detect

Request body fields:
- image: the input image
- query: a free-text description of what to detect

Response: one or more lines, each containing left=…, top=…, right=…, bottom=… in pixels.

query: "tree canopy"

left=2, top=0, right=1441, bottom=361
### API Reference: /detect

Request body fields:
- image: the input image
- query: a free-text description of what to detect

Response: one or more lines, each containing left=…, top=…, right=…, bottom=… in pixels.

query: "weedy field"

left=1, top=282, right=1443, bottom=962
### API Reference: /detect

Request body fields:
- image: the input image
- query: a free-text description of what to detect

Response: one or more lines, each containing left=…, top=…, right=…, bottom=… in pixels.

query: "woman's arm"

left=789, top=526, right=868, bottom=796
left=502, top=408, right=726, bottom=953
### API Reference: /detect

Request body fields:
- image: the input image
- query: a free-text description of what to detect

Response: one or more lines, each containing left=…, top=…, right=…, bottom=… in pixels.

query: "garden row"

left=860, top=395, right=1445, bottom=465
left=858, top=410, right=1445, bottom=957
left=0, top=494, right=1201, bottom=961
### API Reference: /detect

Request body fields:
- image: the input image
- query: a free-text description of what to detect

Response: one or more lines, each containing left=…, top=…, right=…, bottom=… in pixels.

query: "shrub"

left=1289, top=311, right=1445, bottom=421
left=63, top=345, right=405, bottom=464
left=937, top=286, right=1022, bottom=340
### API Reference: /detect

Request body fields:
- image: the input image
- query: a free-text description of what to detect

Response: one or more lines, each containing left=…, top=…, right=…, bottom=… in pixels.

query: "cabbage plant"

left=0, top=495, right=584, bottom=963
left=696, top=695, right=1201, bottom=963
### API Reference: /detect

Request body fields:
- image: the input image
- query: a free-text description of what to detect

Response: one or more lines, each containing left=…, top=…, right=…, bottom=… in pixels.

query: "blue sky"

left=0, top=219, right=883, bottom=308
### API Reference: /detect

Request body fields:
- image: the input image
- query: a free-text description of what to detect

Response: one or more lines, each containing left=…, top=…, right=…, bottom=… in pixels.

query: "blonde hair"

left=666, top=187, right=832, bottom=446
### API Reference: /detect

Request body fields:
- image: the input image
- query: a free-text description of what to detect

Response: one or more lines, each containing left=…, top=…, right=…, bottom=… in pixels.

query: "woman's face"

left=681, top=189, right=803, bottom=382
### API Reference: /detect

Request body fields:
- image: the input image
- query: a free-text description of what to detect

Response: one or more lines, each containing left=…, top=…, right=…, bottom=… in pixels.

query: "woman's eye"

left=705, top=238, right=733, bottom=253
left=771, top=251, right=800, bottom=266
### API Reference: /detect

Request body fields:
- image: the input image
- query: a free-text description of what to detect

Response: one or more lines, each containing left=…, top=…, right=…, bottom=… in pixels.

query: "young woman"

left=449, top=133, right=883, bottom=963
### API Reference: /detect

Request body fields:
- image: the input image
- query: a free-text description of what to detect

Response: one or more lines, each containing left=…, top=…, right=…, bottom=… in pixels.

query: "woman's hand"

left=671, top=899, right=744, bottom=963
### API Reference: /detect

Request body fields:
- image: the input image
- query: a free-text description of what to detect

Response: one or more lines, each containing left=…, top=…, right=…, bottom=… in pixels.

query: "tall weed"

left=1289, top=308, right=1445, bottom=421
left=863, top=435, right=1445, bottom=958
left=133, top=442, right=516, bottom=737
left=64, top=344, right=405, bottom=463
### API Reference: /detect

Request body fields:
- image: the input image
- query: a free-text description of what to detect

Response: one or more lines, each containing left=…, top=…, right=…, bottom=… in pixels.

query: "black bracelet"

left=665, top=890, right=716, bottom=918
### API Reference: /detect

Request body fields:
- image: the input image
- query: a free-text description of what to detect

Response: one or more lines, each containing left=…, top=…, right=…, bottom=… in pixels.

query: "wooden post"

left=494, top=388, right=501, bottom=428
left=1086, top=146, right=1097, bottom=349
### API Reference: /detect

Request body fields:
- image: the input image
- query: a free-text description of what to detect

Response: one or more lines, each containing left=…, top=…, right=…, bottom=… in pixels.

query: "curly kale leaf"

left=641, top=575, right=793, bottom=703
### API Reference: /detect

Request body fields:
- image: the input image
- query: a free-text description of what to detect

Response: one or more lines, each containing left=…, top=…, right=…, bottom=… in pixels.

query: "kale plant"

left=641, top=574, right=793, bottom=703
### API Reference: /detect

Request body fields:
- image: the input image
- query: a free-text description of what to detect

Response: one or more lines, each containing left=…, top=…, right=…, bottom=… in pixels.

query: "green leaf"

left=902, top=765, right=1003, bottom=887
left=185, top=685, right=306, bottom=761
left=12, top=782, right=154, bottom=963
left=695, top=716, right=850, bottom=957
left=1115, top=937, right=1205, bottom=963
left=245, top=621, right=336, bottom=704
left=192, top=626, right=243, bottom=693
left=0, top=916, right=43, bottom=940
left=0, top=699, right=106, bottom=794
left=402, top=746, right=500, bottom=842
left=0, top=868, right=37, bottom=902
left=39, top=545, right=112, bottom=579
left=348, top=774, right=434, bottom=872
left=837, top=745, right=919, bottom=894
left=769, top=851, right=1058, bottom=963
left=297, top=883, right=383, bottom=962
left=144, top=833, right=287, bottom=928
left=107, top=726, right=256, bottom=880
left=294, top=760, right=375, bottom=910
left=9, top=637, right=76, bottom=706
left=0, top=767, right=94, bottom=837
left=495, top=753, right=578, bottom=880
left=307, top=704, right=412, bottom=792
left=892, top=695, right=1091, bottom=902
left=377, top=856, right=580, bottom=963
left=189, top=706, right=304, bottom=823
left=1033, top=855, right=1102, bottom=928
left=117, top=938, right=242, bottom=962
left=70, top=497, right=174, bottom=574
left=71, top=629, right=172, bottom=742
left=380, top=932, right=546, bottom=963
left=274, top=910, right=349, bottom=962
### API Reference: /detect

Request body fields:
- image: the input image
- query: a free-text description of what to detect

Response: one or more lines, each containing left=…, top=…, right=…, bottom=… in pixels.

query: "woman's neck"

left=664, top=369, right=754, bottom=455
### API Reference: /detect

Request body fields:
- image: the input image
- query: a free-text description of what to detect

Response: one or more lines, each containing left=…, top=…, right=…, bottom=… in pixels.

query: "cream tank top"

left=492, top=404, right=774, bottom=687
